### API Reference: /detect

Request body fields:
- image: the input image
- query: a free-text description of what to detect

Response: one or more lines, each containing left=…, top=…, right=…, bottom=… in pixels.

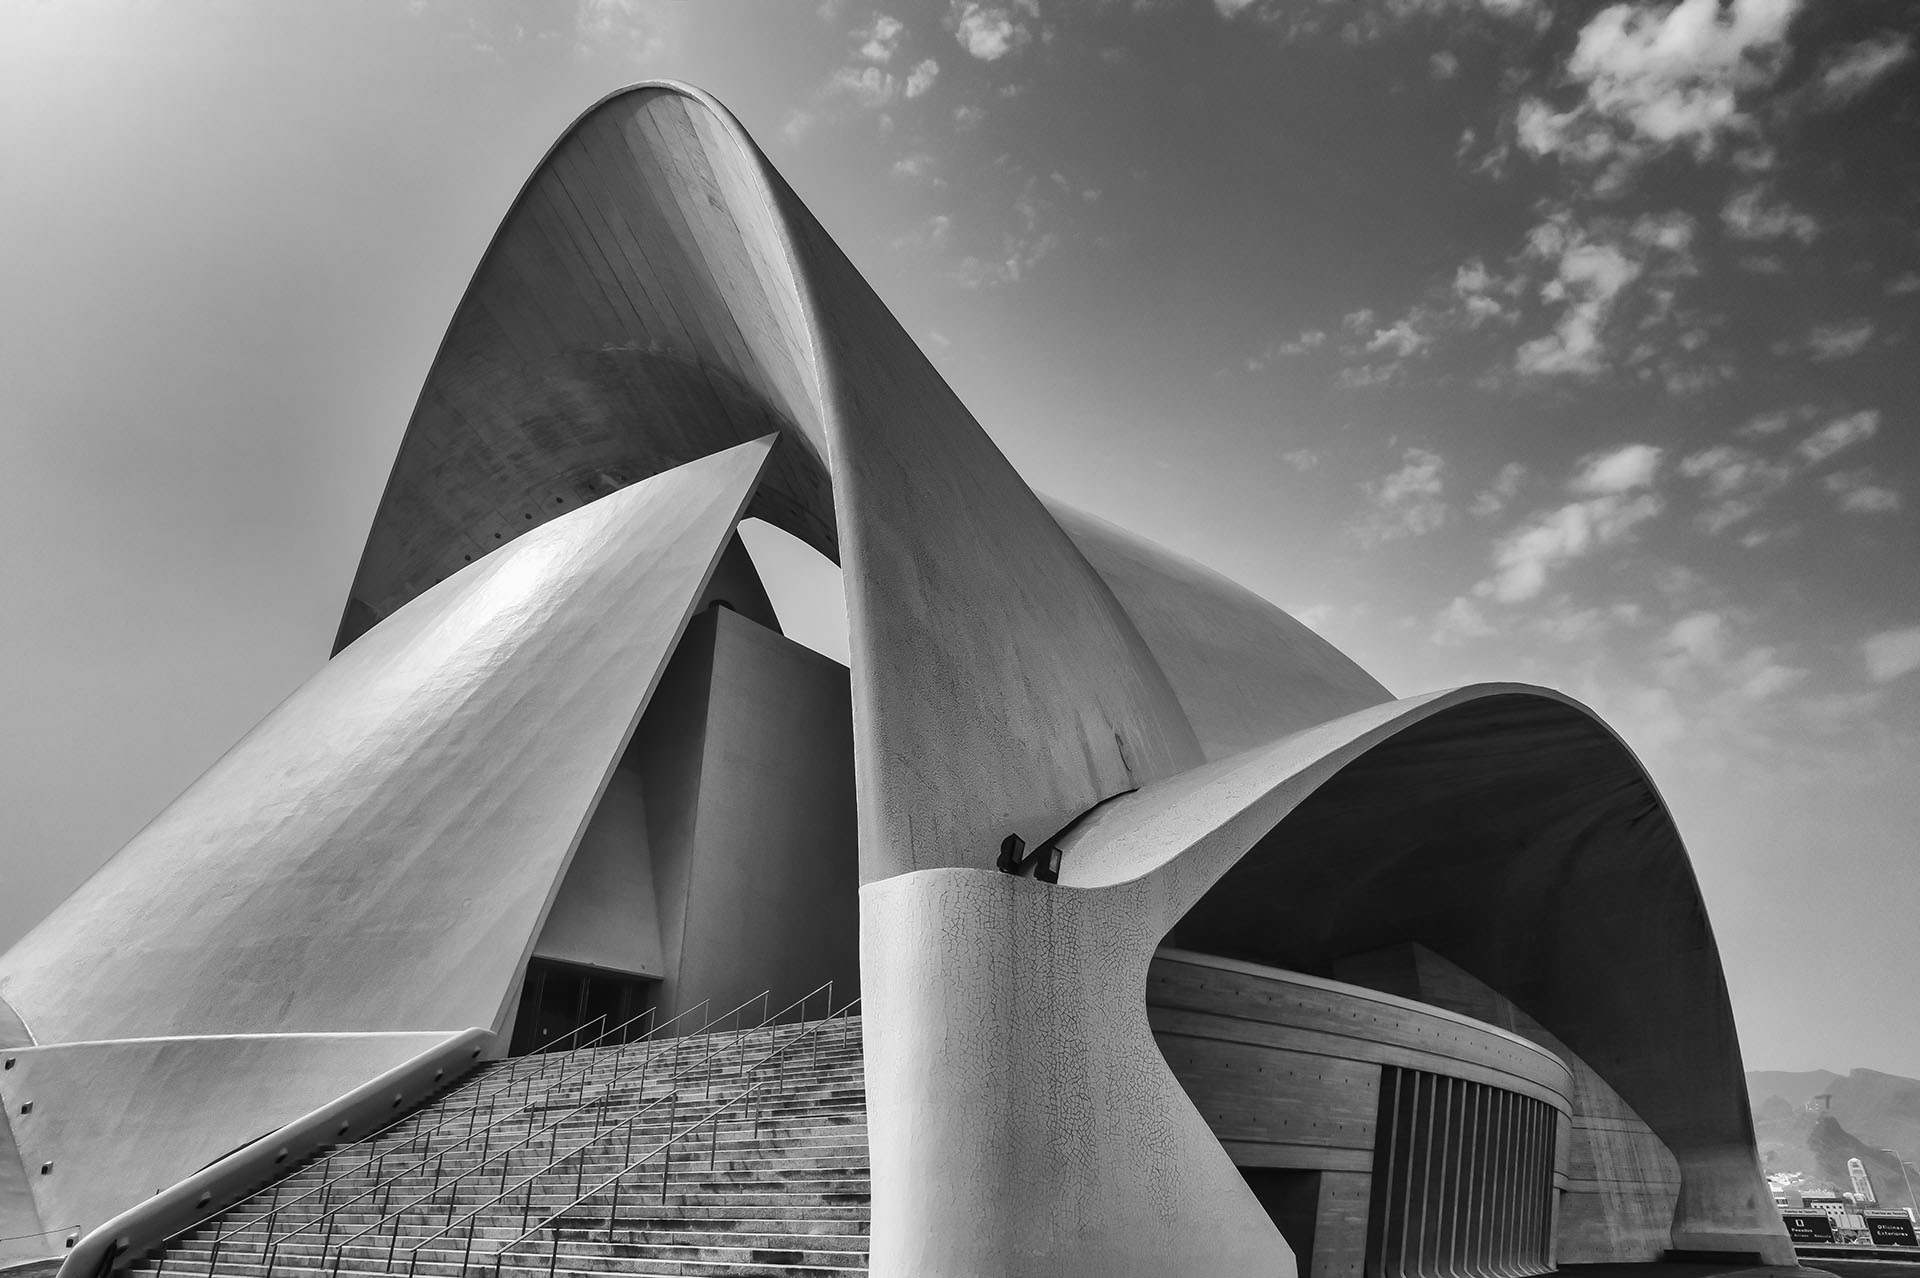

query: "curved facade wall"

left=1148, top=950, right=1571, bottom=1278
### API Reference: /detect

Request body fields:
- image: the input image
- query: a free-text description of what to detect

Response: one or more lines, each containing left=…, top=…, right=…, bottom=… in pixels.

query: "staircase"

left=135, top=997, right=868, bottom=1278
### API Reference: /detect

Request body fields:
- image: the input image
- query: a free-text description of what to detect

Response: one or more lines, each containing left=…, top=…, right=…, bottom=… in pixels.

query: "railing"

left=196, top=993, right=742, bottom=1277
left=64, top=1030, right=490, bottom=1278
left=2, top=1222, right=81, bottom=1253
left=482, top=996, right=862, bottom=1278
left=185, top=982, right=847, bottom=1278
left=236, top=990, right=783, bottom=1277
left=392, top=989, right=851, bottom=1278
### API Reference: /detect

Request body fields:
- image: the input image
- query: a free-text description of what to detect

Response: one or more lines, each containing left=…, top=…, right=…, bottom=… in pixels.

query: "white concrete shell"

left=1, top=79, right=1787, bottom=1277
left=0, top=439, right=774, bottom=1241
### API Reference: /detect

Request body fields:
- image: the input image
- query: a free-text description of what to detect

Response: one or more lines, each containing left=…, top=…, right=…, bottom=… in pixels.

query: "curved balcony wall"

left=1147, top=949, right=1573, bottom=1278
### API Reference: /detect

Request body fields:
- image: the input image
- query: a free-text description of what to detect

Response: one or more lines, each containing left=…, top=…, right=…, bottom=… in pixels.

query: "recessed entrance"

left=508, top=958, right=656, bottom=1055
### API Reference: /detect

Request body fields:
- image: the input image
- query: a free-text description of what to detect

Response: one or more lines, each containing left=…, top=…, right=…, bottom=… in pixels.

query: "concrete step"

left=140, top=1015, right=872, bottom=1278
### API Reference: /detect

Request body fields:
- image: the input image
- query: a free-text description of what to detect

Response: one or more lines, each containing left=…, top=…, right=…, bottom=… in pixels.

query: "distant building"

left=1853, top=1157, right=1879, bottom=1205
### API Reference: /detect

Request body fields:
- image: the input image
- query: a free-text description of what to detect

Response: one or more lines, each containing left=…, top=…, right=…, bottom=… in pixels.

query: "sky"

left=1, top=0, right=1916, bottom=1074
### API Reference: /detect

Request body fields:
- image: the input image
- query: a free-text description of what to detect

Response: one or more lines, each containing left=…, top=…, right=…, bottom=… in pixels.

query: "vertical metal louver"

left=1365, top=1067, right=1556, bottom=1278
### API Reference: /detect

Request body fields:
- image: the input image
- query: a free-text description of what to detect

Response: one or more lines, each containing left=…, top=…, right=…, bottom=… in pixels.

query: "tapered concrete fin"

left=0, top=439, right=774, bottom=1043
left=1047, top=497, right=1395, bottom=760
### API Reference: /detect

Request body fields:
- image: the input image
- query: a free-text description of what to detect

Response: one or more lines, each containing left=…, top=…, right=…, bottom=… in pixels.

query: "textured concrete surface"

left=861, top=868, right=1291, bottom=1278
left=0, top=1033, right=451, bottom=1260
left=0, top=440, right=770, bottom=1043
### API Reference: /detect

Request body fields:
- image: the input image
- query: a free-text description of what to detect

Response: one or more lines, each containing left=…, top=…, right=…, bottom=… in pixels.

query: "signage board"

left=1783, top=1212, right=1837, bottom=1243
left=1865, top=1212, right=1918, bottom=1246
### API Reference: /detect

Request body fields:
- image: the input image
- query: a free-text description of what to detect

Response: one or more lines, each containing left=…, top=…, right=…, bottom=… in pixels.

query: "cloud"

left=1820, top=469, right=1902, bottom=515
left=1246, top=329, right=1325, bottom=371
left=1721, top=184, right=1819, bottom=243
left=571, top=0, right=677, bottom=60
left=1797, top=318, right=1875, bottom=362
left=1812, top=32, right=1914, bottom=108
left=904, top=57, right=941, bottom=97
left=1678, top=443, right=1791, bottom=532
left=1471, top=461, right=1527, bottom=517
left=856, top=12, right=905, bottom=62
left=1514, top=233, right=1641, bottom=377
left=1667, top=609, right=1726, bottom=664
left=1660, top=610, right=1806, bottom=703
left=1513, top=0, right=1801, bottom=187
left=948, top=0, right=1035, bottom=61
left=1796, top=409, right=1879, bottom=464
left=890, top=152, right=942, bottom=183
left=1864, top=626, right=1920, bottom=682
left=1571, top=442, right=1662, bottom=494
left=1432, top=595, right=1497, bottom=645
left=1366, top=318, right=1431, bottom=359
left=951, top=176, right=1060, bottom=287
left=1353, top=447, right=1448, bottom=545
left=1478, top=489, right=1662, bottom=601
left=1282, top=449, right=1320, bottom=471
left=824, top=64, right=900, bottom=110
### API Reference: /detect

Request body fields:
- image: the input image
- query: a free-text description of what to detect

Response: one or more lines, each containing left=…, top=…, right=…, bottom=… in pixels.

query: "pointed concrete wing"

left=335, top=83, right=1205, bottom=880
left=0, top=439, right=773, bottom=1042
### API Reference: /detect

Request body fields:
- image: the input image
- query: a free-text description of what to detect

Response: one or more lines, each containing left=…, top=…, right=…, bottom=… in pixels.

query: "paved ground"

left=1793, top=1260, right=1920, bottom=1278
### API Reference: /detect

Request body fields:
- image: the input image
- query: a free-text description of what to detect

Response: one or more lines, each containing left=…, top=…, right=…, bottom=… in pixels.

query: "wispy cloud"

left=1820, top=469, right=1902, bottom=515
left=1788, top=318, right=1876, bottom=363
left=1796, top=408, right=1879, bottom=464
left=1721, top=184, right=1819, bottom=243
left=1463, top=444, right=1664, bottom=602
left=1470, top=461, right=1527, bottom=517
left=1353, top=447, right=1448, bottom=545
left=1863, top=626, right=1920, bottom=683
left=1811, top=32, right=1914, bottom=109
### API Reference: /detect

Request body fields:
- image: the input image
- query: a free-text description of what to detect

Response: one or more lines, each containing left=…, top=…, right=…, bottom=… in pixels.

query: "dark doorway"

left=1240, top=1167, right=1321, bottom=1278
left=508, top=959, right=656, bottom=1055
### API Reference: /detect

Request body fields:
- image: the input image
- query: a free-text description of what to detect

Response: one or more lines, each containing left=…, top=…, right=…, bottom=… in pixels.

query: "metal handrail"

left=299, top=986, right=830, bottom=1273
left=284, top=1024, right=719, bottom=1270
left=315, top=1036, right=719, bottom=1267
left=393, top=990, right=850, bottom=1278
left=489, top=998, right=863, bottom=1278
left=212, top=992, right=730, bottom=1268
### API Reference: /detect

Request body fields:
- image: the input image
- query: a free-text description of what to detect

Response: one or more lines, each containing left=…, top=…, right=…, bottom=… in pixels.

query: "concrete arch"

left=864, top=684, right=1786, bottom=1277
left=339, top=80, right=1208, bottom=878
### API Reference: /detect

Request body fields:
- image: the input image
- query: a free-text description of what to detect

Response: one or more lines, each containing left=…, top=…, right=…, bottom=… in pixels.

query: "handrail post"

left=659, top=1093, right=677, bottom=1205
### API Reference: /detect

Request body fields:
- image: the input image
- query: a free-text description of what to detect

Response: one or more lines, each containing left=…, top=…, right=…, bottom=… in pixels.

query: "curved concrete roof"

left=1053, top=683, right=1778, bottom=1258
left=1047, top=500, right=1393, bottom=760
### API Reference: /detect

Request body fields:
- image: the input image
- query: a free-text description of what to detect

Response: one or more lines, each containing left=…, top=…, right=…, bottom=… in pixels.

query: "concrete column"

left=860, top=867, right=1291, bottom=1278
left=1669, top=1143, right=1796, bottom=1265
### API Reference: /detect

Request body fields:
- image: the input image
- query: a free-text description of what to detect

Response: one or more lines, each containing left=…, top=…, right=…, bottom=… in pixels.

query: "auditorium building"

left=0, top=82, right=1789, bottom=1278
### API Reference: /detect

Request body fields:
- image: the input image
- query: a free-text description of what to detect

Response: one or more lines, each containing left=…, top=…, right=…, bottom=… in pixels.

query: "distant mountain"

left=1748, top=1069, right=1841, bottom=1112
left=1749, top=1067, right=1920, bottom=1211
